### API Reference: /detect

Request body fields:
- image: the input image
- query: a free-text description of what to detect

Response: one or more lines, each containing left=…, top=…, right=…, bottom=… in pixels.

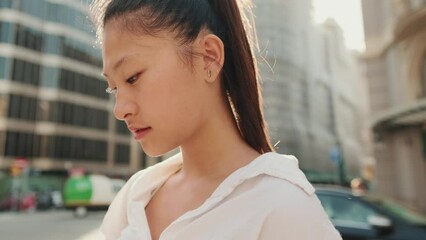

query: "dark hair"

left=91, top=0, right=273, bottom=153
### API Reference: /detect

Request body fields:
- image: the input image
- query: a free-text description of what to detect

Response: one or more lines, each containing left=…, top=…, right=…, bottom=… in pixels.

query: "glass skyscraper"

left=0, top=0, right=148, bottom=177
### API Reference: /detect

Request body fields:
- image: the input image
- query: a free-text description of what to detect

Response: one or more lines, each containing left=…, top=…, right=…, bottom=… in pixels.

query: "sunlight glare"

left=312, top=0, right=365, bottom=51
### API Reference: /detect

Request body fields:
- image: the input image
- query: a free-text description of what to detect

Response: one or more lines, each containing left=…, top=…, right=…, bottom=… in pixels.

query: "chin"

left=139, top=142, right=179, bottom=158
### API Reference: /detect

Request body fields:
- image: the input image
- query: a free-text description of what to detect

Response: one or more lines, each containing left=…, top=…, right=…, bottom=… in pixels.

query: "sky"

left=312, top=0, right=365, bottom=51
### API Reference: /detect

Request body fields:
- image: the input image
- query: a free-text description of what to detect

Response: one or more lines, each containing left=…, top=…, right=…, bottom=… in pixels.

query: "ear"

left=200, top=34, right=224, bottom=83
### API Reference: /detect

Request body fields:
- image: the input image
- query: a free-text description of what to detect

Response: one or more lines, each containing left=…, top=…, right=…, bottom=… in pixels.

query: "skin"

left=102, top=20, right=260, bottom=240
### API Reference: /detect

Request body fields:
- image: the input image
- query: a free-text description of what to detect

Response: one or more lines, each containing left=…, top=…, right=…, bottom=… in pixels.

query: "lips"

left=128, top=126, right=152, bottom=140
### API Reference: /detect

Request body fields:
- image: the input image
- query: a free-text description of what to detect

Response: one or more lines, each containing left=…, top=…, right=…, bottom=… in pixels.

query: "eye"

left=105, top=87, right=117, bottom=94
left=126, top=72, right=142, bottom=84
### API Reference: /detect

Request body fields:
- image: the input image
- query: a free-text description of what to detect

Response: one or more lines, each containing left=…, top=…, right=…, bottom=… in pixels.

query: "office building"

left=0, top=0, right=153, bottom=178
left=361, top=0, right=426, bottom=213
left=253, top=0, right=368, bottom=182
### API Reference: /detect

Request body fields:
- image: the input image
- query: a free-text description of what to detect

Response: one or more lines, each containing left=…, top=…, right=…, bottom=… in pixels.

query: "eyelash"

left=126, top=72, right=141, bottom=84
left=105, top=72, right=142, bottom=94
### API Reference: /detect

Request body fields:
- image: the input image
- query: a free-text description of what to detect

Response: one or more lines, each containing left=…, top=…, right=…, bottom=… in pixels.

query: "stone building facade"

left=361, top=0, right=426, bottom=212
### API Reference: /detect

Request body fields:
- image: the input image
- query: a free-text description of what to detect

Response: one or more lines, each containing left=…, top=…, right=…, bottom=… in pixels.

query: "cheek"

left=140, top=52, right=209, bottom=138
left=157, top=84, right=206, bottom=128
left=151, top=75, right=207, bottom=135
left=146, top=63, right=204, bottom=116
left=140, top=95, right=203, bottom=156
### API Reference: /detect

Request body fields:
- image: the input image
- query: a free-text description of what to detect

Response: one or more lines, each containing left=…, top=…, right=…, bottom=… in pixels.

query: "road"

left=0, top=209, right=105, bottom=240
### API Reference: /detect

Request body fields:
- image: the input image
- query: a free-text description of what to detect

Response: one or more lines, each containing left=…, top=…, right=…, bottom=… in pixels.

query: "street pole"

left=336, top=140, right=347, bottom=186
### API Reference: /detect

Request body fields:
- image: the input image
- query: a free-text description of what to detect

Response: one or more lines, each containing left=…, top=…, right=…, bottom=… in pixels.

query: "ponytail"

left=92, top=0, right=274, bottom=153
left=208, top=0, right=273, bottom=153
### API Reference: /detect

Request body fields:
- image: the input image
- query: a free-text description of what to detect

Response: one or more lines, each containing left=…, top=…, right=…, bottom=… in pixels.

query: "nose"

left=113, top=91, right=137, bottom=120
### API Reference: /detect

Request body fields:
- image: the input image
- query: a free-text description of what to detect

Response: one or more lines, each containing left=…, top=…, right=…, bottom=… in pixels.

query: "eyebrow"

left=103, top=53, right=139, bottom=78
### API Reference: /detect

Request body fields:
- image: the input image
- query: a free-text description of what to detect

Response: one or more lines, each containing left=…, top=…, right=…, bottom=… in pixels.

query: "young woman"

left=91, top=0, right=341, bottom=239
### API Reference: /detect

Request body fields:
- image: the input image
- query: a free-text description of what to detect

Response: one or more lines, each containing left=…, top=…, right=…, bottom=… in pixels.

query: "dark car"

left=315, top=186, right=426, bottom=240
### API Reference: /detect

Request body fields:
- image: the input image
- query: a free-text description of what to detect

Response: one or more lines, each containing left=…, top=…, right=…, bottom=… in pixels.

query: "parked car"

left=316, top=186, right=426, bottom=240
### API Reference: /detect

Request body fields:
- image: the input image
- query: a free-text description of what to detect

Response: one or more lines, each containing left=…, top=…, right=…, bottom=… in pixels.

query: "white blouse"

left=100, top=152, right=342, bottom=240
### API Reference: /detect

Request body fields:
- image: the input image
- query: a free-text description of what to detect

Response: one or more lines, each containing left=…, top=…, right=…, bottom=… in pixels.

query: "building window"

left=47, top=135, right=107, bottom=162
left=116, top=120, right=130, bottom=135
left=115, top=144, right=130, bottom=164
left=11, top=58, right=41, bottom=86
left=48, top=101, right=108, bottom=130
left=5, top=131, right=41, bottom=158
left=5, top=21, right=101, bottom=67
left=10, top=59, right=106, bottom=98
left=2, top=19, right=101, bottom=66
left=7, top=94, right=38, bottom=121
left=0, top=57, right=7, bottom=78
left=0, top=21, right=14, bottom=43
left=62, top=38, right=103, bottom=67
left=45, top=2, right=92, bottom=34
left=14, top=24, right=44, bottom=52
left=59, top=68, right=109, bottom=99
left=19, top=0, right=45, bottom=19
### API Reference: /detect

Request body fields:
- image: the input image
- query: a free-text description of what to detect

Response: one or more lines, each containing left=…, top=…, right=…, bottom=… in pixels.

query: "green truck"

left=63, top=174, right=125, bottom=217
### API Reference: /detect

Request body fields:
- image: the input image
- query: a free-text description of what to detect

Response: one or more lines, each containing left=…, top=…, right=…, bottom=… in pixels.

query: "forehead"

left=102, top=21, right=160, bottom=52
left=102, top=21, right=176, bottom=71
left=102, top=19, right=178, bottom=47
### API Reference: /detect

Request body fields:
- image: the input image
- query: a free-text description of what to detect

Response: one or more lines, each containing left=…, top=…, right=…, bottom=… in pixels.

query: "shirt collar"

left=208, top=152, right=315, bottom=200
left=129, top=151, right=314, bottom=205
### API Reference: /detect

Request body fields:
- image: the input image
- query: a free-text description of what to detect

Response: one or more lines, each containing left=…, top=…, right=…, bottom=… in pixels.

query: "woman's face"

left=102, top=21, right=211, bottom=156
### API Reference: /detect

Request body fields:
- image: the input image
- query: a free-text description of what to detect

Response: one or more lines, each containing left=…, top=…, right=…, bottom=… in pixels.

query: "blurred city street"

left=1, top=0, right=426, bottom=239
left=0, top=210, right=104, bottom=240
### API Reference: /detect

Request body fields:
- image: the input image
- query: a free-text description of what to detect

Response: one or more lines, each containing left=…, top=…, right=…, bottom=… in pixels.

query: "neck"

left=179, top=103, right=260, bottom=181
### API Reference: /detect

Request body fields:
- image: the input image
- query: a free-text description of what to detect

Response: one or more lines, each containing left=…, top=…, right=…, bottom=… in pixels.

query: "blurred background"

left=0, top=0, right=425, bottom=239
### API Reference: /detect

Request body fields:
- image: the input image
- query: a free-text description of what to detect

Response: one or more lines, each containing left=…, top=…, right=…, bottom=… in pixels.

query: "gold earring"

left=207, top=69, right=212, bottom=78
